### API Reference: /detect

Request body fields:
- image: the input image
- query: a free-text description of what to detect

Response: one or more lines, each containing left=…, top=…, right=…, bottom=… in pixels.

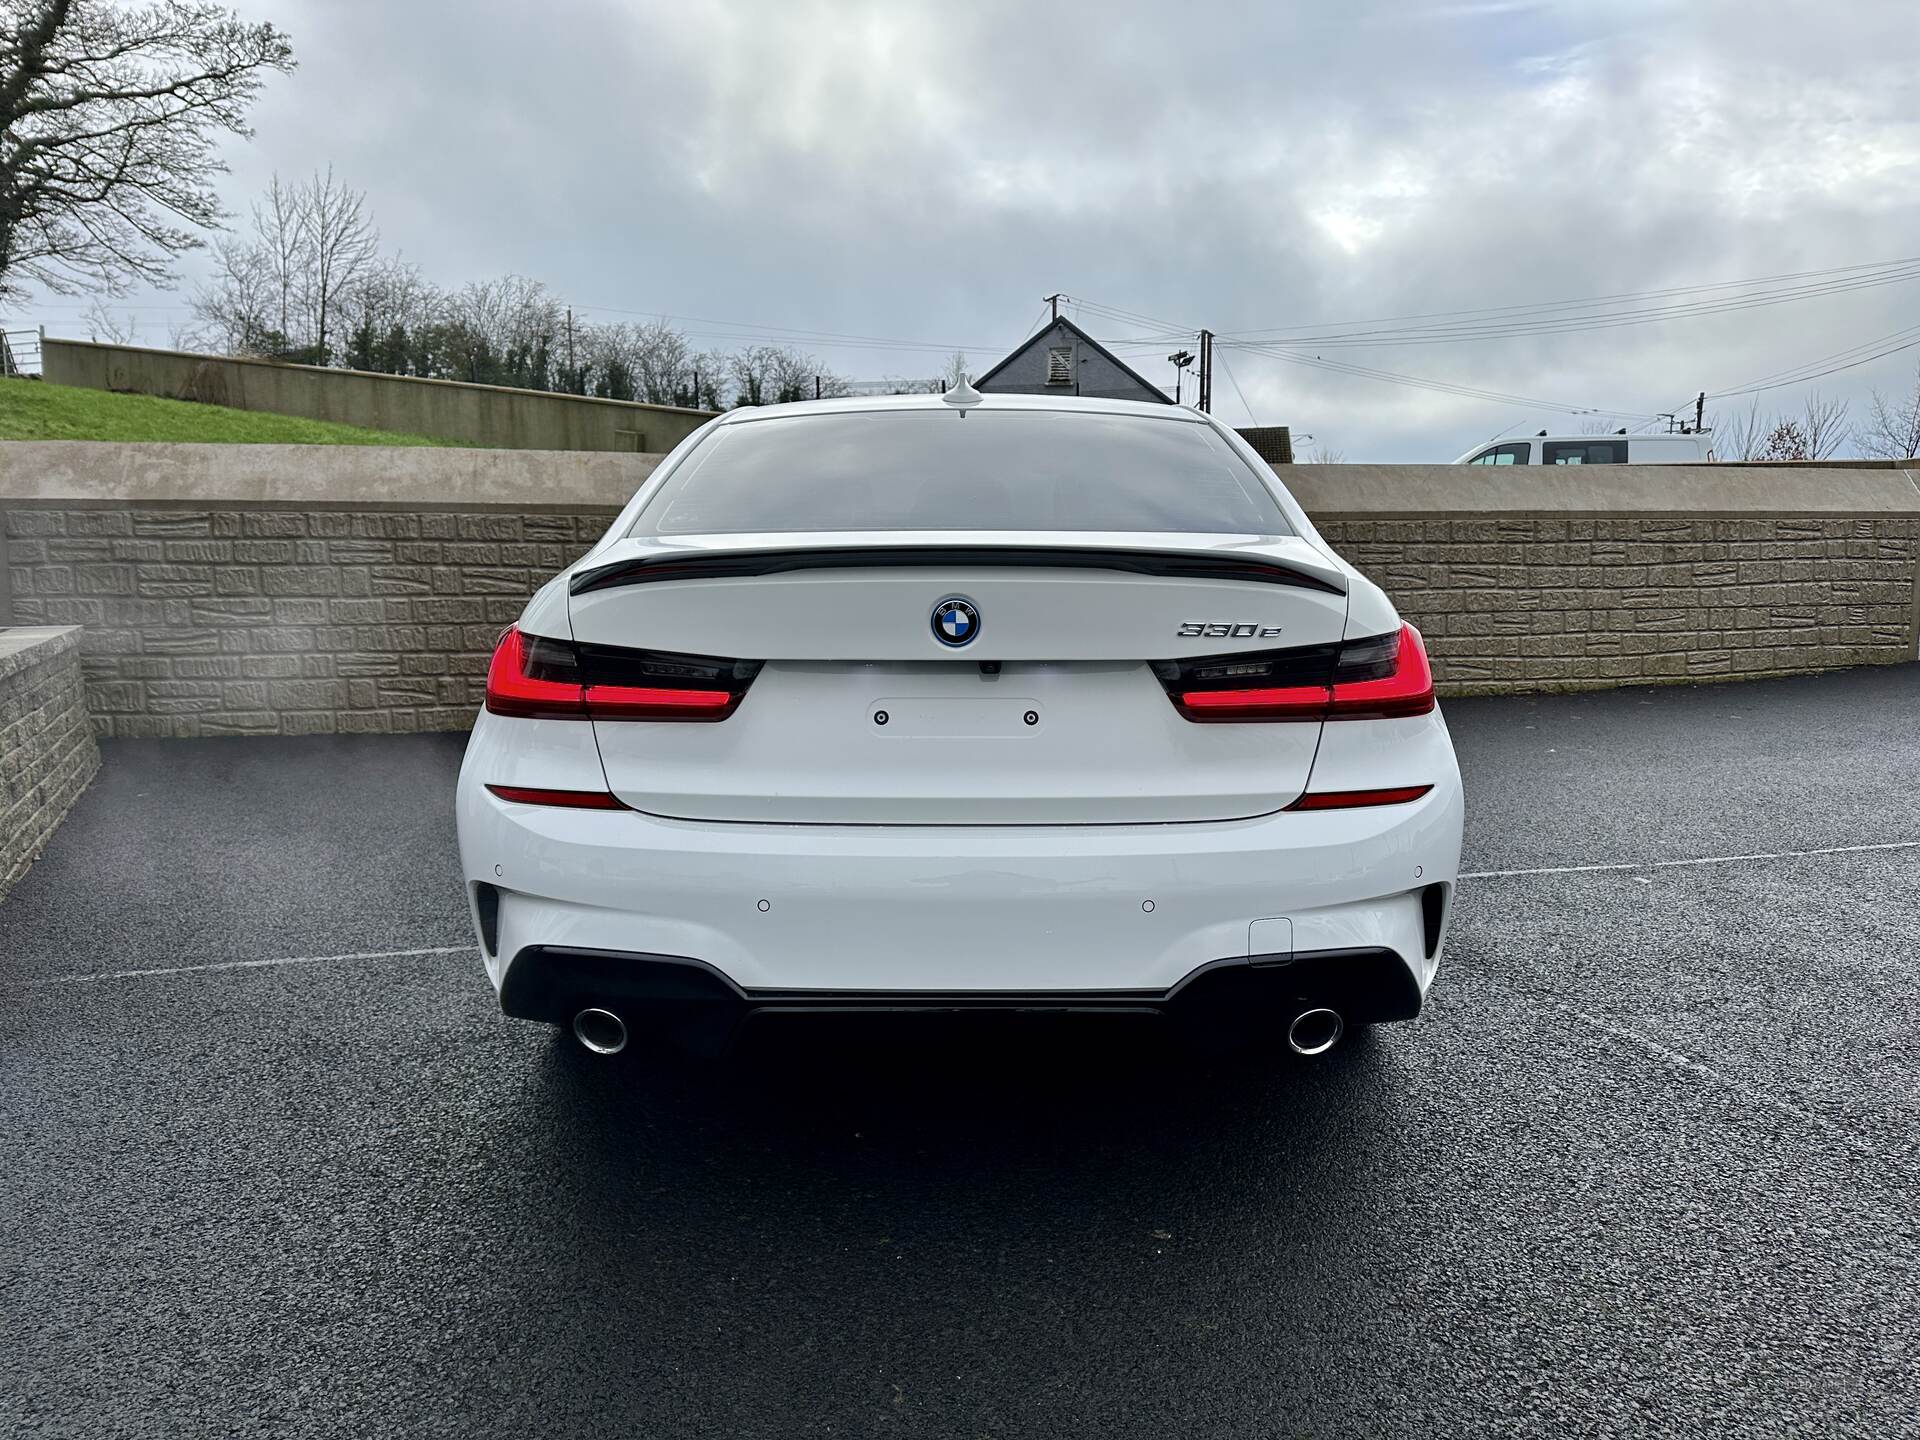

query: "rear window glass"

left=632, top=410, right=1290, bottom=537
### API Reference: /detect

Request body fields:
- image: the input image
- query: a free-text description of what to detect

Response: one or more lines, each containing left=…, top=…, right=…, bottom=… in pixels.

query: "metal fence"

left=1, top=327, right=43, bottom=377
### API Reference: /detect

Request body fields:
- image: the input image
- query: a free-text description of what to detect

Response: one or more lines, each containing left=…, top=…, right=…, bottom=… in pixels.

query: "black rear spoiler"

left=569, top=546, right=1345, bottom=597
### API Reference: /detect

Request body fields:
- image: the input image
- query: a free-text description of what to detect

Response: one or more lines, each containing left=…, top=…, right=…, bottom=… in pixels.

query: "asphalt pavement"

left=3, top=666, right=1918, bottom=1438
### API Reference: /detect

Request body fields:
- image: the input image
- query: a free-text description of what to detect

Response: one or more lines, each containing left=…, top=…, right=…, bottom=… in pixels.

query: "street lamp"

left=1168, top=349, right=1195, bottom=405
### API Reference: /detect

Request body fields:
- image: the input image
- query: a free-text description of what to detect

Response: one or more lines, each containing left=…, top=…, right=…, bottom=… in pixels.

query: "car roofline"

left=709, top=392, right=1211, bottom=426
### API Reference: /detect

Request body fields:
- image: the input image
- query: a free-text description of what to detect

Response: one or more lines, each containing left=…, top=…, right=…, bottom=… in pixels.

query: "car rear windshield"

left=631, top=409, right=1291, bottom=537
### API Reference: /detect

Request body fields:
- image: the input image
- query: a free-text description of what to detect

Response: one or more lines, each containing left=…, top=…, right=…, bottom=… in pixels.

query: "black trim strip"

left=498, top=944, right=1423, bottom=1049
left=569, top=545, right=1345, bottom=597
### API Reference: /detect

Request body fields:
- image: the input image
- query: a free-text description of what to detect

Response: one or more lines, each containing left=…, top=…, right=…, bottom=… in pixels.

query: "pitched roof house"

left=973, top=316, right=1170, bottom=404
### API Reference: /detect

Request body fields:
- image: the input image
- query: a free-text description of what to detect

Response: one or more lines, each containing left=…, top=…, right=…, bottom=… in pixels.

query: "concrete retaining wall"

left=1, top=444, right=1916, bottom=737
left=42, top=338, right=715, bottom=453
left=0, top=626, right=100, bottom=899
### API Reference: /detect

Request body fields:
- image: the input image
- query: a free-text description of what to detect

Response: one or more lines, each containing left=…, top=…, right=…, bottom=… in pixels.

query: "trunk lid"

left=570, top=532, right=1349, bottom=825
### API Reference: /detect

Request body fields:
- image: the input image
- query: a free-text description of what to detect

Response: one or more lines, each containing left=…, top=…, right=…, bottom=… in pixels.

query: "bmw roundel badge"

left=931, top=596, right=980, bottom=648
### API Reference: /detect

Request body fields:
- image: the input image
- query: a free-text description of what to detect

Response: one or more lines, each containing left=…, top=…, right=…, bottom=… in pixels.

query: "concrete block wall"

left=1316, top=516, right=1920, bottom=693
left=2, top=445, right=1917, bottom=738
left=0, top=627, right=101, bottom=899
left=2, top=505, right=618, bottom=736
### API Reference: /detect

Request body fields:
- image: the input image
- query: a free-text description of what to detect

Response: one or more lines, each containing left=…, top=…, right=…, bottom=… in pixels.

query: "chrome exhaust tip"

left=572, top=1006, right=628, bottom=1056
left=1286, top=1006, right=1344, bottom=1057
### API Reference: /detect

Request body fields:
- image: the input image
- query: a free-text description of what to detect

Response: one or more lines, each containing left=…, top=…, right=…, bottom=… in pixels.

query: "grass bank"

left=0, top=379, right=452, bottom=446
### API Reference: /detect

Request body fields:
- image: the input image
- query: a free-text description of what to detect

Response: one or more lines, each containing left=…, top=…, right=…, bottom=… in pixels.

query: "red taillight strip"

left=485, top=784, right=629, bottom=810
left=1175, top=684, right=1330, bottom=720
left=583, top=684, right=738, bottom=720
left=1285, top=785, right=1433, bottom=811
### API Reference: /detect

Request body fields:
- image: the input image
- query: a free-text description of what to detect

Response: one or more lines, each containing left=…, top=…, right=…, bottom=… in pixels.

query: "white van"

left=1452, top=433, right=1712, bottom=465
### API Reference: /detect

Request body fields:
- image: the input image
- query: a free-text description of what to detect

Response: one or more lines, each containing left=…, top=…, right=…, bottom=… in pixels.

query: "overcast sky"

left=22, top=0, right=1920, bottom=459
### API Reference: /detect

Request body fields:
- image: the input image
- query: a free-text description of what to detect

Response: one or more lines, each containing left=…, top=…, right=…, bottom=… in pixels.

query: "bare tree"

left=185, top=229, right=274, bottom=351
left=683, top=349, right=726, bottom=409
left=296, top=166, right=375, bottom=359
left=0, top=0, right=294, bottom=300
left=622, top=319, right=694, bottom=405
left=726, top=343, right=847, bottom=405
left=1709, top=398, right=1767, bottom=461
left=1708, top=392, right=1852, bottom=461
left=878, top=353, right=973, bottom=395
left=80, top=294, right=134, bottom=341
left=1304, top=442, right=1345, bottom=463
left=1855, top=364, right=1920, bottom=460
left=253, top=173, right=301, bottom=343
left=446, top=274, right=559, bottom=357
left=1798, top=389, right=1850, bottom=460
left=573, top=318, right=644, bottom=400
left=338, top=253, right=436, bottom=370
left=187, top=171, right=376, bottom=362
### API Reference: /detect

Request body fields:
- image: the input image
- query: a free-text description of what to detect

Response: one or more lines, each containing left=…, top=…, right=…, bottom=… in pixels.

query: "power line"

left=1066, top=289, right=1659, bottom=417
left=1209, top=265, right=1920, bottom=350
left=1712, top=320, right=1920, bottom=393
left=1215, top=255, right=1920, bottom=344
left=1062, top=294, right=1190, bottom=332
left=1227, top=338, right=1658, bottom=419
left=1057, top=294, right=1196, bottom=341
left=1708, top=323, right=1920, bottom=399
left=1218, top=350, right=1257, bottom=426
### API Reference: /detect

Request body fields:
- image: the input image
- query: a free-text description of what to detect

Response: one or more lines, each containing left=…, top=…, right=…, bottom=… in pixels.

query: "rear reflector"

left=1164, top=623, right=1436, bottom=723
left=485, top=784, right=629, bottom=810
left=1285, top=785, right=1433, bottom=811
left=484, top=627, right=759, bottom=722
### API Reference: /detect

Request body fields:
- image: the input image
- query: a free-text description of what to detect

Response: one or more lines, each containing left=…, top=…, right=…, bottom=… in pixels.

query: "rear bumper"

left=459, top=775, right=1461, bottom=994
left=500, top=944, right=1425, bottom=1056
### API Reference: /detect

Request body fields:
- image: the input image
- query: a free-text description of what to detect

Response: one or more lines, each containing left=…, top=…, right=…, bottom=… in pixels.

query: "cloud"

left=19, top=0, right=1920, bottom=459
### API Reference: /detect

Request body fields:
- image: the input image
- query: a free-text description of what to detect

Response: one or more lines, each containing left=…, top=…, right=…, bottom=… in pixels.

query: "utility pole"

left=1695, top=391, right=1706, bottom=434
left=1197, top=330, right=1213, bottom=414
left=814, top=374, right=822, bottom=401
left=1044, top=293, right=1063, bottom=323
left=565, top=307, right=575, bottom=392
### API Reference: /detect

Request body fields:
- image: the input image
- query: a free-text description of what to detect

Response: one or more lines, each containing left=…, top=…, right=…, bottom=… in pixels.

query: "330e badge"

left=1176, top=621, right=1285, bottom=639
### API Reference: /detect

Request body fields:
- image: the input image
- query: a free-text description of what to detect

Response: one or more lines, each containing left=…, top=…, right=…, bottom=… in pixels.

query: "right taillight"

left=484, top=627, right=761, bottom=722
left=1160, top=624, right=1435, bottom=723
left=1322, top=623, right=1436, bottom=721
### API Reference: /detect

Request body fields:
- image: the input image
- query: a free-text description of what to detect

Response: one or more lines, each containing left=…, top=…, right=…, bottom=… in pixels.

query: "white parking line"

left=1549, top=998, right=1878, bottom=1156
left=1459, top=837, right=1920, bottom=881
left=11, top=837, right=1918, bottom=991
left=15, top=944, right=474, bottom=990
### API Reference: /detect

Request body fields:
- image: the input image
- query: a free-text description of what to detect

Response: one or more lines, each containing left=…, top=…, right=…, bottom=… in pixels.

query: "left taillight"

left=484, top=627, right=760, bottom=722
left=1158, top=623, right=1436, bottom=723
left=484, top=627, right=589, bottom=719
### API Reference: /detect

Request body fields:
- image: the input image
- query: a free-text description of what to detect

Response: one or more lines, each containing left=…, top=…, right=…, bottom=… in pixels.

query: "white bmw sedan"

left=455, top=388, right=1463, bottom=1058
